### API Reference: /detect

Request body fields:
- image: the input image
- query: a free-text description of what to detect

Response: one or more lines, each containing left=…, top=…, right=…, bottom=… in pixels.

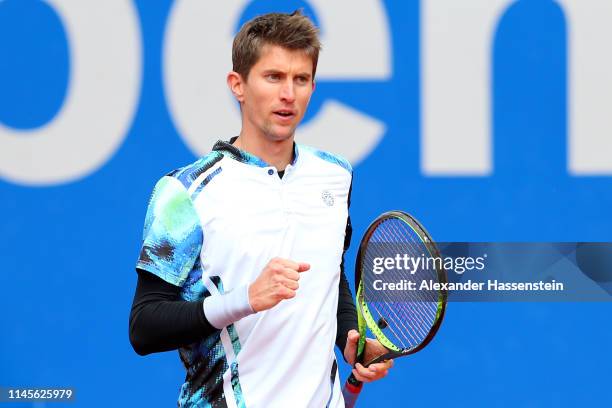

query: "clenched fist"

left=248, top=257, right=310, bottom=312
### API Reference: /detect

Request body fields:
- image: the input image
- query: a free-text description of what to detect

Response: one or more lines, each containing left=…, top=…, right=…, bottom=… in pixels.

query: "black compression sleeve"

left=336, top=187, right=358, bottom=354
left=336, top=260, right=357, bottom=354
left=129, top=269, right=217, bottom=356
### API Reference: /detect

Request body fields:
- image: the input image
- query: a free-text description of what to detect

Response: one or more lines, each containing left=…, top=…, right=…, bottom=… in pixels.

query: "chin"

left=266, top=127, right=296, bottom=142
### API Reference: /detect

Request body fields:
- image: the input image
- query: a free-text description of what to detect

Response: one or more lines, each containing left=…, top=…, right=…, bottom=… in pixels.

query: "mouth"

left=273, top=109, right=296, bottom=122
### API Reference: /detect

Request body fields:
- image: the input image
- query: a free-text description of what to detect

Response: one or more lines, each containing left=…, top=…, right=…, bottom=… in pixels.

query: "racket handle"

left=341, top=373, right=363, bottom=408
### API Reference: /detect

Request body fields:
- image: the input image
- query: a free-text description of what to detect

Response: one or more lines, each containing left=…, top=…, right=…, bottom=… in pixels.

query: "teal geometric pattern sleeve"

left=136, top=176, right=203, bottom=287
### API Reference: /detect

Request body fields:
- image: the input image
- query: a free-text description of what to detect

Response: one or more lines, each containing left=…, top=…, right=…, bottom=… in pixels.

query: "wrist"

left=203, top=284, right=255, bottom=329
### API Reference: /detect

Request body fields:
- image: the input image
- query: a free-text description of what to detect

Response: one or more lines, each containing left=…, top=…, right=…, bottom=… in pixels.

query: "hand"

left=248, top=257, right=310, bottom=312
left=343, top=329, right=394, bottom=383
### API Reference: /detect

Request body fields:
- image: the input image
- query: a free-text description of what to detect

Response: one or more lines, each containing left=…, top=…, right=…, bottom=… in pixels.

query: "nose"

left=279, top=80, right=296, bottom=103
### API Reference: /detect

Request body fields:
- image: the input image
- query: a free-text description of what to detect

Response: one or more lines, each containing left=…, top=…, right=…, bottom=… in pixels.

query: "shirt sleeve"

left=136, top=176, right=203, bottom=287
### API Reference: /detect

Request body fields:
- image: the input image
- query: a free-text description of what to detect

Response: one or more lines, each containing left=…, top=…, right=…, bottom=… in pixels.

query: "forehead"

left=252, top=44, right=313, bottom=74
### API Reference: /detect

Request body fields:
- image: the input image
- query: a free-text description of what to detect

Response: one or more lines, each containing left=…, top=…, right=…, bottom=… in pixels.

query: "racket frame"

left=354, top=210, right=448, bottom=365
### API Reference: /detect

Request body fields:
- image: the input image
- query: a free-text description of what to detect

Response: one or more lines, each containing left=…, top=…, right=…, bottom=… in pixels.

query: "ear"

left=227, top=71, right=245, bottom=102
left=312, top=80, right=316, bottom=93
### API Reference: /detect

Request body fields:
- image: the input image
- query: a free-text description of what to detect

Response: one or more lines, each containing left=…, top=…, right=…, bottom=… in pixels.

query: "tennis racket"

left=342, top=211, right=447, bottom=407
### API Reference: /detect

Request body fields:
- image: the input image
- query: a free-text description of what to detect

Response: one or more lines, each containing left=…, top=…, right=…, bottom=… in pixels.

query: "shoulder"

left=297, top=144, right=353, bottom=175
left=165, top=151, right=225, bottom=191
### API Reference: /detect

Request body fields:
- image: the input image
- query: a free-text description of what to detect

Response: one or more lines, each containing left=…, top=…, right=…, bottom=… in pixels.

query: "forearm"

left=129, top=269, right=217, bottom=355
left=336, top=210, right=358, bottom=353
left=336, top=265, right=358, bottom=353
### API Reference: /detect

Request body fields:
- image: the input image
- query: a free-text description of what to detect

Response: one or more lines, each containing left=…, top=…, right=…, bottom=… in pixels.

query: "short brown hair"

left=232, top=10, right=321, bottom=81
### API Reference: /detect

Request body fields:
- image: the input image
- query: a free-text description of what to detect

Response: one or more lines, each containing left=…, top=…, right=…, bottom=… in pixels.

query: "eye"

left=295, top=76, right=309, bottom=85
left=266, top=73, right=280, bottom=82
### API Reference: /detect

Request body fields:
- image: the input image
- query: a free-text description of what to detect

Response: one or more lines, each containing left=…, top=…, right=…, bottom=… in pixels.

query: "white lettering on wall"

left=0, top=0, right=142, bottom=185
left=557, top=0, right=612, bottom=174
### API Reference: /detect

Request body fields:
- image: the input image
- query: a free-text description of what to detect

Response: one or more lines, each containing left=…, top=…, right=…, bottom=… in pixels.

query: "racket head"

left=354, top=210, right=447, bottom=364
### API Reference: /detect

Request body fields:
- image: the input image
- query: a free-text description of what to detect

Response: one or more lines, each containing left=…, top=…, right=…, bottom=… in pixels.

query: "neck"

left=233, top=131, right=294, bottom=170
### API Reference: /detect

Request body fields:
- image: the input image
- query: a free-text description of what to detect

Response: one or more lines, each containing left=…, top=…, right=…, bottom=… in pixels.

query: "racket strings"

left=366, top=238, right=432, bottom=336
left=385, top=220, right=438, bottom=320
left=389, top=220, right=440, bottom=325
left=368, top=299, right=416, bottom=346
left=390, top=220, right=439, bottom=343
left=363, top=217, right=440, bottom=350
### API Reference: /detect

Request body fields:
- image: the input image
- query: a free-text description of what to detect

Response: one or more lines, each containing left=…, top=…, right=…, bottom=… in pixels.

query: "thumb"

left=344, top=329, right=360, bottom=365
left=347, top=329, right=360, bottom=343
left=297, top=262, right=310, bottom=272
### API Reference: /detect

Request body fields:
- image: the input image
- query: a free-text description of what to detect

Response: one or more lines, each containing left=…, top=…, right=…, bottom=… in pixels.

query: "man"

left=130, top=11, right=392, bottom=407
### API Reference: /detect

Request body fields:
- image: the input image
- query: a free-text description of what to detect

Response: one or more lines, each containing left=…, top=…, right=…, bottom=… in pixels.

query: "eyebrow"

left=261, top=69, right=312, bottom=79
left=261, top=69, right=282, bottom=75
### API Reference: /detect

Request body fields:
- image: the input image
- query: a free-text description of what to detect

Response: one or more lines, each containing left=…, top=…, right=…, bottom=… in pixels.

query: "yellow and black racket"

left=342, top=211, right=447, bottom=407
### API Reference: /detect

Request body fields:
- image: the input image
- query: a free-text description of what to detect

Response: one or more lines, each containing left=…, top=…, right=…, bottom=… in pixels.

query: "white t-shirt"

left=137, top=140, right=352, bottom=408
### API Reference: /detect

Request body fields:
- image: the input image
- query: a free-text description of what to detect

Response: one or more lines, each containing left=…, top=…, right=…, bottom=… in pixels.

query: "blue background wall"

left=1, top=1, right=611, bottom=407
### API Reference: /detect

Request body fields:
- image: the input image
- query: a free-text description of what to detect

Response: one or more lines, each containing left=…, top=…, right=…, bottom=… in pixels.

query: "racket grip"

left=342, top=374, right=363, bottom=408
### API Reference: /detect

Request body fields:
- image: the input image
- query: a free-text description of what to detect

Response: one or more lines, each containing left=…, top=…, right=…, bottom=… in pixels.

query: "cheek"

left=297, top=90, right=313, bottom=111
left=250, top=88, right=274, bottom=112
left=244, top=91, right=267, bottom=118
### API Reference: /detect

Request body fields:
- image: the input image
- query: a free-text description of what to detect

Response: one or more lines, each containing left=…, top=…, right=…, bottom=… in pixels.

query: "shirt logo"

left=321, top=190, right=335, bottom=207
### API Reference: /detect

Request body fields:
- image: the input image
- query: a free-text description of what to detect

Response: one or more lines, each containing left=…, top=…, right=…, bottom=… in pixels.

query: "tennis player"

left=129, top=11, right=392, bottom=407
